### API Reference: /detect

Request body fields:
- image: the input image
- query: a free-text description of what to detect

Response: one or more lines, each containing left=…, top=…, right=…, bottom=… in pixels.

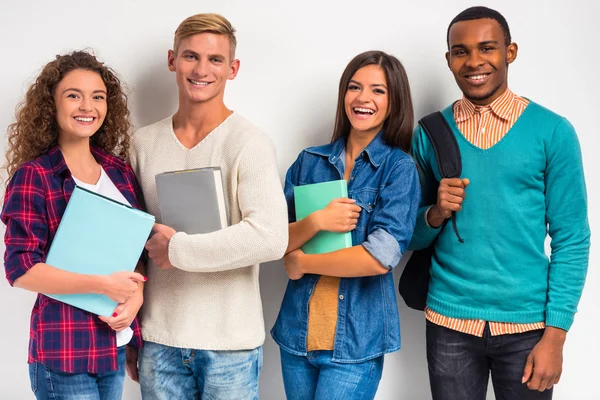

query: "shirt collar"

left=306, top=130, right=390, bottom=168
left=48, top=144, right=128, bottom=177
left=455, top=88, right=516, bottom=123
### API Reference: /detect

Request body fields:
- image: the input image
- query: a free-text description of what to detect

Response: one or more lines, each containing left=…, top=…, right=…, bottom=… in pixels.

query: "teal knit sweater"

left=410, top=101, right=590, bottom=331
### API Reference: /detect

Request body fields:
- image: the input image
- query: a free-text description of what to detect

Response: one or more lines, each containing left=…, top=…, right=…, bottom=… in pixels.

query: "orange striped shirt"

left=425, top=89, right=546, bottom=337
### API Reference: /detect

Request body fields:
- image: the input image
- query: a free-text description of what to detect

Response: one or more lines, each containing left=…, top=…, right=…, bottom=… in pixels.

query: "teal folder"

left=45, top=186, right=155, bottom=316
left=293, top=180, right=352, bottom=254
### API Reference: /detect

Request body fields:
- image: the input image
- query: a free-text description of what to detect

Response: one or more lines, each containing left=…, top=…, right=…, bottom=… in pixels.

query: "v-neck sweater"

left=410, top=101, right=590, bottom=331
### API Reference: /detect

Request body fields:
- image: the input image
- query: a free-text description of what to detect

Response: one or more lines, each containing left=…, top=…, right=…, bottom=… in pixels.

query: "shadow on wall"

left=128, top=60, right=178, bottom=130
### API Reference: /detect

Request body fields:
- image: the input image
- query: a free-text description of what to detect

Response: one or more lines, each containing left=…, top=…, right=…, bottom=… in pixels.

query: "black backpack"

left=398, top=111, right=463, bottom=311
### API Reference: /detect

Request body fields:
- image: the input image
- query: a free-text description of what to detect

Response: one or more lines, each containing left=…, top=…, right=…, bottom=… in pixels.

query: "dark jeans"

left=426, top=320, right=552, bottom=400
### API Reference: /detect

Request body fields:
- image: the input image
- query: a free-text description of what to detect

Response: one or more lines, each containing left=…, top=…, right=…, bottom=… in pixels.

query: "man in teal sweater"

left=410, top=6, right=590, bottom=400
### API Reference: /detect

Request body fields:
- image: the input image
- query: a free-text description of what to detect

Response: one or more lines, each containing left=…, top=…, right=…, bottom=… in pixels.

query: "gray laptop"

left=155, top=167, right=228, bottom=234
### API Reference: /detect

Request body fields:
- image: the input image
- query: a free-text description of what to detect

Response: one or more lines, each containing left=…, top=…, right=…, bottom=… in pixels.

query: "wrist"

left=543, top=326, right=567, bottom=344
left=309, top=210, right=323, bottom=232
left=94, top=275, right=109, bottom=295
left=427, top=206, right=446, bottom=228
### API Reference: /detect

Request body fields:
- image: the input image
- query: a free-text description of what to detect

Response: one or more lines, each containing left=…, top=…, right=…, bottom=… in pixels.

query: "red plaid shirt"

left=1, top=145, right=144, bottom=374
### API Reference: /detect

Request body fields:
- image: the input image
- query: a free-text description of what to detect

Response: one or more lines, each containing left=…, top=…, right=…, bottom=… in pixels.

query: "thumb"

left=461, top=178, right=470, bottom=188
left=522, top=355, right=534, bottom=383
left=128, top=272, right=147, bottom=283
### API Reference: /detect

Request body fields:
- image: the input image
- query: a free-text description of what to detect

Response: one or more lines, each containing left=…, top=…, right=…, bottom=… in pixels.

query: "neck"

left=58, top=137, right=99, bottom=181
left=173, top=96, right=232, bottom=146
left=346, top=129, right=378, bottom=160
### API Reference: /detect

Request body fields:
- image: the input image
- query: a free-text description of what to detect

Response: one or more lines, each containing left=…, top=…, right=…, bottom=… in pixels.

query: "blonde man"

left=128, top=13, right=288, bottom=399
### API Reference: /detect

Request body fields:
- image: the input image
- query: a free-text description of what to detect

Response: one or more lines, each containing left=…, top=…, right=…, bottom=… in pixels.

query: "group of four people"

left=1, top=5, right=590, bottom=400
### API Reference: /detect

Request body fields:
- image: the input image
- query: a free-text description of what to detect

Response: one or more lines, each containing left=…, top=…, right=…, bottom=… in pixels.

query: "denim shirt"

left=271, top=132, right=421, bottom=362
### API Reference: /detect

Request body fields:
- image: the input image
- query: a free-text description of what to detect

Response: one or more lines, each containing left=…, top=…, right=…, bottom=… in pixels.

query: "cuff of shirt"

left=545, top=309, right=574, bottom=332
left=5, top=253, right=41, bottom=286
left=362, top=228, right=401, bottom=269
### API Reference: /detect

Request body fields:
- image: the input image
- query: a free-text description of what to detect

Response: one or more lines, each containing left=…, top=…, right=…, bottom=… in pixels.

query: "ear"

left=167, top=50, right=176, bottom=72
left=228, top=59, right=240, bottom=80
left=506, top=42, right=518, bottom=65
left=445, top=51, right=451, bottom=69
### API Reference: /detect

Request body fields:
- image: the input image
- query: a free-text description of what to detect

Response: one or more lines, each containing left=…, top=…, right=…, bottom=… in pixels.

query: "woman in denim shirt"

left=271, top=51, right=421, bottom=399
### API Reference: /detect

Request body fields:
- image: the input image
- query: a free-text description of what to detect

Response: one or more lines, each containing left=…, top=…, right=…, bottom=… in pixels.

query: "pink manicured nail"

left=112, top=312, right=118, bottom=317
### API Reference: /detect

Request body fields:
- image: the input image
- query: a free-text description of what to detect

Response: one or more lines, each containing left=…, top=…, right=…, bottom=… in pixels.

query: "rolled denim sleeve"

left=362, top=159, right=421, bottom=269
left=1, top=164, right=49, bottom=286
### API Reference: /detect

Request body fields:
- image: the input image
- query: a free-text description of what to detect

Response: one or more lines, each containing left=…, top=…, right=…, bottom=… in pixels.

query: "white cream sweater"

left=130, top=112, right=288, bottom=350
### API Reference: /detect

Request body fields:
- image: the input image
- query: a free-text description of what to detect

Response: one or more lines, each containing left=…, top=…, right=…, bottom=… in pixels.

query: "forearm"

left=408, top=205, right=441, bottom=251
left=14, top=262, right=107, bottom=295
left=300, top=245, right=388, bottom=278
left=169, top=211, right=288, bottom=273
left=287, top=214, right=320, bottom=253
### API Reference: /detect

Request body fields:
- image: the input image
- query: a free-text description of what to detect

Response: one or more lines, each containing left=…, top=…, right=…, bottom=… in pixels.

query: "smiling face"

left=344, top=64, right=390, bottom=137
left=446, top=18, right=517, bottom=105
left=168, top=33, right=240, bottom=106
left=53, top=69, right=107, bottom=143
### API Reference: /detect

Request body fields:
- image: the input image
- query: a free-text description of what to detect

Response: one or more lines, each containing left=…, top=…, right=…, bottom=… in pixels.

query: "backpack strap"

left=418, top=111, right=464, bottom=243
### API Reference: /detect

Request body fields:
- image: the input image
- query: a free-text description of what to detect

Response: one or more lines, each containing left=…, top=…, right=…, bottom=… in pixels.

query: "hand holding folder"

left=294, top=180, right=354, bottom=254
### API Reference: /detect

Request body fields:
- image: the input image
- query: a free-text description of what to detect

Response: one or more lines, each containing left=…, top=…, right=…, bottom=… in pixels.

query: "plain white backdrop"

left=0, top=0, right=597, bottom=399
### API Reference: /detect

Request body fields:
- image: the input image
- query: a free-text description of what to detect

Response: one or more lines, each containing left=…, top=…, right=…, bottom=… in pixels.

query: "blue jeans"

left=138, top=341, right=262, bottom=400
left=280, top=349, right=384, bottom=400
left=28, top=346, right=126, bottom=400
left=427, top=320, right=553, bottom=400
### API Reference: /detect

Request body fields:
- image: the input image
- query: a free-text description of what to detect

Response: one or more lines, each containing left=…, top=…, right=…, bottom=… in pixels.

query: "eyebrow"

left=451, top=40, right=499, bottom=50
left=62, top=88, right=107, bottom=95
left=180, top=49, right=226, bottom=59
left=349, top=79, right=387, bottom=89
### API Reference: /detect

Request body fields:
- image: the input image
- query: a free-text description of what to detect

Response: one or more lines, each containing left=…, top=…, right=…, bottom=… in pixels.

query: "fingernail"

left=522, top=377, right=526, bottom=384
left=113, top=312, right=118, bottom=317
left=143, top=276, right=148, bottom=281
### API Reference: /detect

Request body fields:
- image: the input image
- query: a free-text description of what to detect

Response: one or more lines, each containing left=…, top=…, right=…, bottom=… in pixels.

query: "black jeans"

left=426, top=320, right=553, bottom=400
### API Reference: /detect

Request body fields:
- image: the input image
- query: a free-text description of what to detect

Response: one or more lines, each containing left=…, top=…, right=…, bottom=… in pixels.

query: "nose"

left=356, top=88, right=369, bottom=103
left=79, top=97, right=92, bottom=112
left=465, top=51, right=485, bottom=69
left=192, top=58, right=210, bottom=77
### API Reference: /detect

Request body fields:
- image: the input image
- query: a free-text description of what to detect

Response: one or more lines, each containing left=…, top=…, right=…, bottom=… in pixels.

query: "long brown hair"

left=4, top=50, right=131, bottom=180
left=331, top=51, right=414, bottom=152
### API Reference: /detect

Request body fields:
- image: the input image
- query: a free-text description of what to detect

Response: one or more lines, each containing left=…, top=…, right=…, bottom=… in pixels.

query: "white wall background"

left=0, top=0, right=597, bottom=399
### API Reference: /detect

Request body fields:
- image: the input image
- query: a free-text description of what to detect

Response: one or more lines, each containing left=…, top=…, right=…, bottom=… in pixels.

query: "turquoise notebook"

left=45, top=186, right=155, bottom=316
left=294, top=180, right=352, bottom=254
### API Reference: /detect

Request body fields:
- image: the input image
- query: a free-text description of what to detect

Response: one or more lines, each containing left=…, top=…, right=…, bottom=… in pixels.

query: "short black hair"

left=447, top=6, right=512, bottom=48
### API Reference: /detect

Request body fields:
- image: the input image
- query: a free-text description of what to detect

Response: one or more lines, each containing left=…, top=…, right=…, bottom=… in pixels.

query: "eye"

left=93, top=95, right=106, bottom=100
left=184, top=54, right=197, bottom=60
left=481, top=46, right=494, bottom=53
left=374, top=88, right=386, bottom=95
left=347, top=84, right=360, bottom=91
left=66, top=93, right=79, bottom=99
left=210, top=57, right=224, bottom=63
left=453, top=49, right=467, bottom=56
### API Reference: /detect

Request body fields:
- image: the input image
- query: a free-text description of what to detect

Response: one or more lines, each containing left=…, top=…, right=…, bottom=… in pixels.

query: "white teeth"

left=189, top=79, right=209, bottom=85
left=74, top=117, right=93, bottom=122
left=468, top=74, right=487, bottom=80
left=354, top=107, right=375, bottom=114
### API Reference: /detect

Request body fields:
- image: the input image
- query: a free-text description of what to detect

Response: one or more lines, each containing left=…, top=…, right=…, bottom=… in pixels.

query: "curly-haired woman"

left=1, top=51, right=146, bottom=400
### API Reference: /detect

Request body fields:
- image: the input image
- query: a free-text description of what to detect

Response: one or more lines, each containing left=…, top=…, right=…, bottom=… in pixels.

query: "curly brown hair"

left=4, top=50, right=131, bottom=180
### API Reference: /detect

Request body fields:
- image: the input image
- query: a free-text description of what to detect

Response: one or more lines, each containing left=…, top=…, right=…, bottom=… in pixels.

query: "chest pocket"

left=352, top=189, right=378, bottom=232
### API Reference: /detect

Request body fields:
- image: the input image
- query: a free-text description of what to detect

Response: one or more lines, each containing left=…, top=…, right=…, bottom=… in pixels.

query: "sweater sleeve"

left=544, top=118, right=590, bottom=331
left=408, top=125, right=442, bottom=251
left=167, top=134, right=289, bottom=273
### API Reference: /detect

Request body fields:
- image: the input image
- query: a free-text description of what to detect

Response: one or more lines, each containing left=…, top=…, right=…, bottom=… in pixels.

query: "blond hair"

left=174, top=13, right=237, bottom=60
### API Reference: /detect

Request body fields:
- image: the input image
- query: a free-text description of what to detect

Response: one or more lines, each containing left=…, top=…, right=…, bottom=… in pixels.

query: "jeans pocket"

left=28, top=363, right=37, bottom=394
